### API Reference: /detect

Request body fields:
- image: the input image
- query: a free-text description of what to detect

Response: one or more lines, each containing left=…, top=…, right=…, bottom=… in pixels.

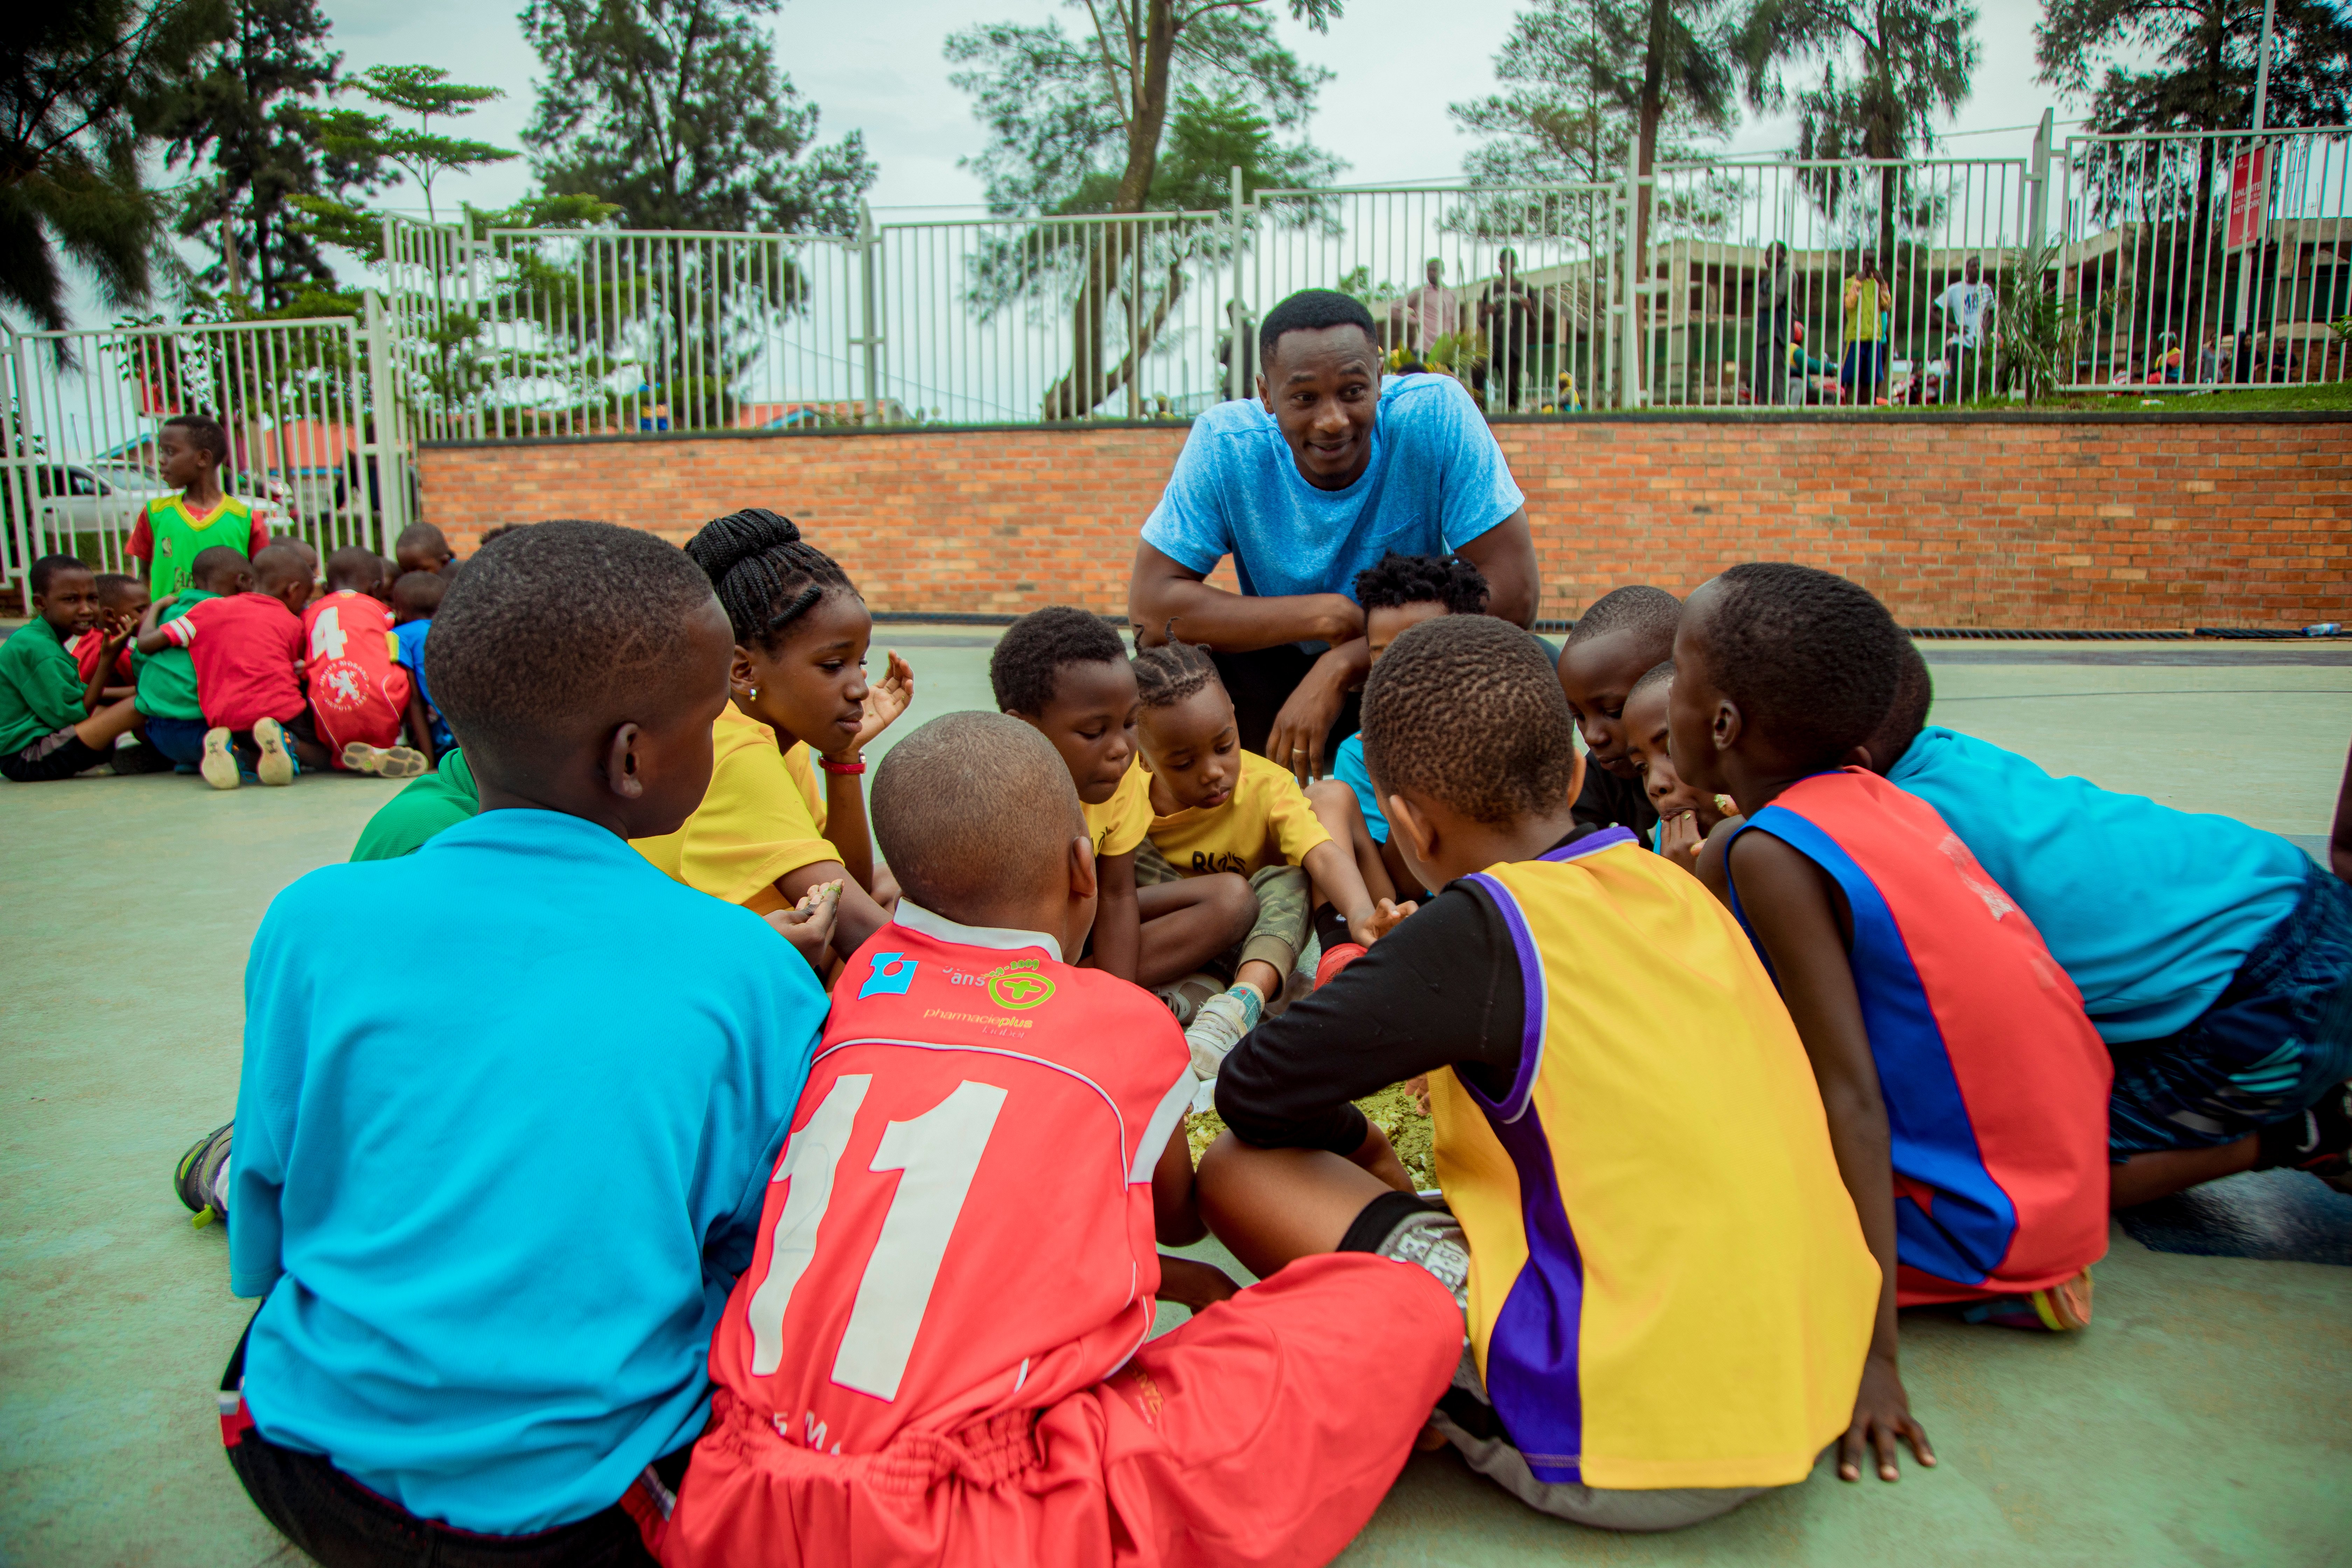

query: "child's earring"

left=748, top=685, right=760, bottom=699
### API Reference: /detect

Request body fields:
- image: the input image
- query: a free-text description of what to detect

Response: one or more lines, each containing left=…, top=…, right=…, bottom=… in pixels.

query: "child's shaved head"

left=1862, top=640, right=1933, bottom=774
left=252, top=544, right=309, bottom=589
left=872, top=712, right=1086, bottom=921
left=427, top=519, right=720, bottom=771
left=327, top=544, right=380, bottom=590
left=394, top=570, right=447, bottom=617
left=1684, top=562, right=1902, bottom=770
left=1568, top=584, right=1680, bottom=652
left=189, top=546, right=251, bottom=592
left=1364, top=616, right=1581, bottom=826
left=95, top=573, right=145, bottom=611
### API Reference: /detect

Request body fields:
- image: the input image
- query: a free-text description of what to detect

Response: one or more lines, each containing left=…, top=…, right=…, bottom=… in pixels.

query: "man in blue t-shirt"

left=1865, top=646, right=2352, bottom=1210
left=1129, top=288, right=1537, bottom=782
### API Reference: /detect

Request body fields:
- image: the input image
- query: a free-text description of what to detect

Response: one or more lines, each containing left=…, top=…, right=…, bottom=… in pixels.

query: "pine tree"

left=2037, top=0, right=2352, bottom=135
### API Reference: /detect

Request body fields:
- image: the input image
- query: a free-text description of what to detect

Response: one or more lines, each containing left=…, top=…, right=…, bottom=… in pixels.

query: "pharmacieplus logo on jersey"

left=982, top=959, right=1055, bottom=1011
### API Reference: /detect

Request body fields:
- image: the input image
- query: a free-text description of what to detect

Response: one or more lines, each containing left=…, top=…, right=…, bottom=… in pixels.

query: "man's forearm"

left=1128, top=545, right=1359, bottom=651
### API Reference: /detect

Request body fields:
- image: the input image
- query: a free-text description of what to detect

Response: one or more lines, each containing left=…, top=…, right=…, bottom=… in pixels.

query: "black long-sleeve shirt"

left=1214, top=827, right=1605, bottom=1153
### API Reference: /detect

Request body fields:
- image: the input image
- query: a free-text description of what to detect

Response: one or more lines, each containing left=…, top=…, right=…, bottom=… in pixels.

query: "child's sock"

left=1183, top=979, right=1265, bottom=1081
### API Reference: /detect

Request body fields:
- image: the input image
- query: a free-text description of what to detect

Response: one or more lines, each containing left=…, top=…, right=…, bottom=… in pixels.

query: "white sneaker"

left=252, top=717, right=294, bottom=786
left=1183, top=989, right=1258, bottom=1081
left=199, top=728, right=239, bottom=790
left=341, top=741, right=428, bottom=779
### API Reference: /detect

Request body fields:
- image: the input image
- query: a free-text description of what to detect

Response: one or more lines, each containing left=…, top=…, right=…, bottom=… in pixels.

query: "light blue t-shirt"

left=1888, top=726, right=2310, bottom=1044
left=392, top=618, right=454, bottom=751
left=230, top=809, right=824, bottom=1532
left=1141, top=374, right=1525, bottom=603
left=1331, top=732, right=1388, bottom=844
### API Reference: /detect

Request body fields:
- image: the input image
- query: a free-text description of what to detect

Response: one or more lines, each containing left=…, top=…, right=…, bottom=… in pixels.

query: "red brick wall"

left=416, top=415, right=2350, bottom=630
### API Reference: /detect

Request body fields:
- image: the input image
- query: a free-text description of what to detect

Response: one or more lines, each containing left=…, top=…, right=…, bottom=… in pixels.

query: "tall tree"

left=1, top=0, right=226, bottom=337
left=1450, top=0, right=1736, bottom=268
left=2037, top=0, right=2352, bottom=135
left=946, top=0, right=1343, bottom=418
left=316, top=65, right=514, bottom=227
left=147, top=0, right=379, bottom=310
left=1740, top=0, right=1979, bottom=264
left=519, top=0, right=874, bottom=234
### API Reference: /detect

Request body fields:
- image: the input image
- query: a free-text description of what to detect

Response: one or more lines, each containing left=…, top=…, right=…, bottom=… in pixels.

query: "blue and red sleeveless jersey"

left=1726, top=770, right=2110, bottom=1302
left=699, top=906, right=1195, bottom=1457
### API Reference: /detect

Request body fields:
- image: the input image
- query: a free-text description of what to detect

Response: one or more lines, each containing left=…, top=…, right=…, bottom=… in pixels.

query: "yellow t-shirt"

left=632, top=705, right=836, bottom=912
left=1085, top=761, right=1153, bottom=860
left=1145, top=749, right=1331, bottom=878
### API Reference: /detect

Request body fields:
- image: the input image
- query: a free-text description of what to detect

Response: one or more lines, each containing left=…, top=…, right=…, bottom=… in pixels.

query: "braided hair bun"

left=685, top=507, right=855, bottom=647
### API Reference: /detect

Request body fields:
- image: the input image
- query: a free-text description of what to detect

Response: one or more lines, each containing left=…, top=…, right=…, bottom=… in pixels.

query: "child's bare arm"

left=1151, top=1117, right=1205, bottom=1246
left=778, top=860, right=889, bottom=961
left=1728, top=828, right=1933, bottom=1484
left=1085, top=849, right=1141, bottom=982
left=2331, top=737, right=2351, bottom=885
left=1301, top=839, right=1400, bottom=949
left=1305, top=779, right=1398, bottom=906
left=131, top=593, right=179, bottom=654
left=404, top=687, right=439, bottom=763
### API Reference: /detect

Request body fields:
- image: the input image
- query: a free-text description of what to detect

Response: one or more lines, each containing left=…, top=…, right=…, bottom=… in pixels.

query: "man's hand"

left=1840, top=1353, right=1934, bottom=1482
left=1266, top=646, right=1358, bottom=783
left=764, top=880, right=841, bottom=974
left=851, top=651, right=915, bottom=754
left=1352, top=897, right=1416, bottom=946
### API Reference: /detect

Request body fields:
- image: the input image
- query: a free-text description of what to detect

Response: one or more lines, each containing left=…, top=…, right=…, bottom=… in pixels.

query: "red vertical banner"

left=2225, top=147, right=2268, bottom=252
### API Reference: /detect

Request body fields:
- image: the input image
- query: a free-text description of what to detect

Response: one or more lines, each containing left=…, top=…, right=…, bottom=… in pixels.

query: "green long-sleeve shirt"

left=0, top=618, right=89, bottom=756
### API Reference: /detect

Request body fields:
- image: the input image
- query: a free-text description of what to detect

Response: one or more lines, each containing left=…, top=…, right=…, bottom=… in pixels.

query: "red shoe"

left=1315, top=942, right=1368, bottom=988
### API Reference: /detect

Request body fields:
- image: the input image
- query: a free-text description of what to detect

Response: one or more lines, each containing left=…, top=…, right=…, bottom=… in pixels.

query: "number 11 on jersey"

left=745, top=1074, right=1009, bottom=1403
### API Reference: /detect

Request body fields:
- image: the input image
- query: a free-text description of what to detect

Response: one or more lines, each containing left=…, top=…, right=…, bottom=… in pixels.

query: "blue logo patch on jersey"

left=859, top=953, right=919, bottom=999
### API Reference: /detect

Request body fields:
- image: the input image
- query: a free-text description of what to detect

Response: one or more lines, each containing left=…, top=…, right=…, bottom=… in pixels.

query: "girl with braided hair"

left=632, top=508, right=915, bottom=971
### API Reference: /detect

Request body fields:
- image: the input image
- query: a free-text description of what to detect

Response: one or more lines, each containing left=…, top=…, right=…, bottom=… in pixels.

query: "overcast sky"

left=323, top=0, right=2091, bottom=220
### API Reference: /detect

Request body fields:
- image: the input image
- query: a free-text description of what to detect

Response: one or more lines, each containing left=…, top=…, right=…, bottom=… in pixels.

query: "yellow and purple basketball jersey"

left=1430, top=827, right=1878, bottom=1491
left=1725, top=770, right=2112, bottom=1304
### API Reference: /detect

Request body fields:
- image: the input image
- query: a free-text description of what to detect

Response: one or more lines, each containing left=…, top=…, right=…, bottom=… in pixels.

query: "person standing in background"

left=1933, top=257, right=1995, bottom=403
left=1752, top=242, right=1791, bottom=405
left=1394, top=258, right=1463, bottom=354
left=1479, top=248, right=1539, bottom=411
left=1841, top=254, right=1893, bottom=404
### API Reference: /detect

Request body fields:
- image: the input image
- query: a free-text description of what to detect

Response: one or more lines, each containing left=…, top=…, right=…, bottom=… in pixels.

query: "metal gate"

left=2, top=308, right=412, bottom=594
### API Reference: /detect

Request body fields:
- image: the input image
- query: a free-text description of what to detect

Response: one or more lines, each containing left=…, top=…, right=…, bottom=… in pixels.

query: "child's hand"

left=101, top=609, right=136, bottom=648
left=852, top=650, right=915, bottom=751
left=1658, top=810, right=1704, bottom=870
left=1155, top=1254, right=1240, bottom=1312
left=764, top=880, right=841, bottom=973
left=1839, top=1354, right=1934, bottom=1482
left=1353, top=897, right=1417, bottom=946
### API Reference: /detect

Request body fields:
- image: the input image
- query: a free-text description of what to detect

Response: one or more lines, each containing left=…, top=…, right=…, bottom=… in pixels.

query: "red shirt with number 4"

left=302, top=590, right=411, bottom=755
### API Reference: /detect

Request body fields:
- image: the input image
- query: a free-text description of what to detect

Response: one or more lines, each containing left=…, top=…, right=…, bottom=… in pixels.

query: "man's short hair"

left=394, top=571, right=446, bottom=615
left=990, top=606, right=1127, bottom=714
left=189, top=545, right=249, bottom=589
left=872, top=711, right=1085, bottom=919
left=427, top=519, right=717, bottom=763
left=1258, top=289, right=1379, bottom=363
left=29, top=554, right=87, bottom=595
left=1567, top=584, right=1681, bottom=650
left=1863, top=640, right=1933, bottom=774
left=162, top=413, right=228, bottom=464
left=1699, top=562, right=1902, bottom=770
left=251, top=544, right=309, bottom=591
left=1363, top=616, right=1581, bottom=827
left=1352, top=552, right=1490, bottom=616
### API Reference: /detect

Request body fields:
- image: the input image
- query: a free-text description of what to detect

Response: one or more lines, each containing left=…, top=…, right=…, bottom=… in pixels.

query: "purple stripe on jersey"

left=1539, top=825, right=1638, bottom=864
left=1462, top=873, right=1547, bottom=1122
left=1483, top=1101, right=1587, bottom=1485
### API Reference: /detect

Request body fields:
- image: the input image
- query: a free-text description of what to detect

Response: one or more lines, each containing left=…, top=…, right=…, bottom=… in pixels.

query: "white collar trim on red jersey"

left=892, top=899, right=1063, bottom=965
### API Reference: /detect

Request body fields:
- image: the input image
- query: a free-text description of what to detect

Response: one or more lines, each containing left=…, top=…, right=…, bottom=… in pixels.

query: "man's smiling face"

left=1257, top=323, right=1382, bottom=492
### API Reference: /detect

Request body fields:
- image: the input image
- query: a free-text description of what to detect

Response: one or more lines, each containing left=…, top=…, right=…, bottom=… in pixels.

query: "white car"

left=15, top=462, right=289, bottom=542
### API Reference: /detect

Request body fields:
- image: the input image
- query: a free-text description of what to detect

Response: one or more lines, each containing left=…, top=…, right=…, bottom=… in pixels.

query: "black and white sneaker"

left=2255, top=1082, right=2352, bottom=1193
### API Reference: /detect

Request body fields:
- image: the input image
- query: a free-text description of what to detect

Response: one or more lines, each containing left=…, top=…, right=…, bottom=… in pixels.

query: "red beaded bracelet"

left=818, top=755, right=866, bottom=775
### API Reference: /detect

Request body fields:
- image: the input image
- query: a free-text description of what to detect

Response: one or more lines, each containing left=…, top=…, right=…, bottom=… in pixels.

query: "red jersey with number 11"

left=703, top=911, right=1194, bottom=1459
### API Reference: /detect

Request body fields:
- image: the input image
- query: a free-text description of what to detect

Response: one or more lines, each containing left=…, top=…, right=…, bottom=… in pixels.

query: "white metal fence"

left=6, top=124, right=2345, bottom=593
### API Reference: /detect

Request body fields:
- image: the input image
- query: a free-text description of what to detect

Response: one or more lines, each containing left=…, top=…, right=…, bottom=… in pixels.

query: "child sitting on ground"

left=1197, top=614, right=1878, bottom=1532
left=1325, top=551, right=1494, bottom=911
left=1129, top=639, right=1405, bottom=1079
left=1669, top=562, right=2110, bottom=1482
left=132, top=547, right=246, bottom=772
left=392, top=570, right=455, bottom=761
left=1617, top=660, right=1735, bottom=873
left=69, top=574, right=146, bottom=696
left=658, top=710, right=1463, bottom=1568
left=218, top=519, right=826, bottom=1564
left=127, top=414, right=267, bottom=600
left=634, top=508, right=915, bottom=971
left=1555, top=585, right=1681, bottom=844
left=394, top=520, right=456, bottom=577
left=305, top=545, right=427, bottom=778
left=0, top=554, right=146, bottom=782
left=993, top=605, right=1256, bottom=991
left=136, top=543, right=329, bottom=788
left=1863, top=643, right=2352, bottom=1204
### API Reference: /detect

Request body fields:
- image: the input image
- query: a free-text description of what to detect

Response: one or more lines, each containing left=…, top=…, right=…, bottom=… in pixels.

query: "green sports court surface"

left=3, top=633, right=2347, bottom=1566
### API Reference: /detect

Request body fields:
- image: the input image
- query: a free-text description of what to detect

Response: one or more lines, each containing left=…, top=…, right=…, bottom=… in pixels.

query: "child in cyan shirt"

left=1199, top=615, right=1877, bottom=1531
left=0, top=554, right=144, bottom=782
left=993, top=605, right=1255, bottom=994
left=1129, top=639, right=1404, bottom=1083
left=1671, top=562, right=2110, bottom=1485
left=391, top=570, right=454, bottom=761
left=136, top=543, right=327, bottom=788
left=220, top=519, right=825, bottom=1564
